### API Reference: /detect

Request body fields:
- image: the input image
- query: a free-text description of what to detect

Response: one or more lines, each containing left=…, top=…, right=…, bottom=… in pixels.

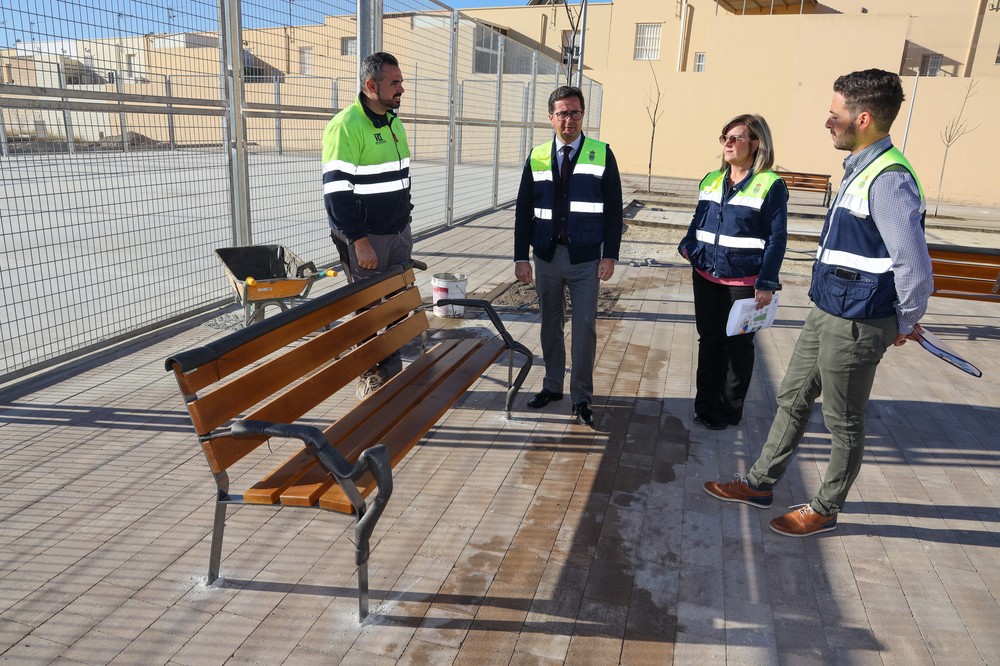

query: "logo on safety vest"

left=588, top=150, right=596, bottom=162
left=753, top=183, right=762, bottom=192
left=374, top=133, right=385, bottom=144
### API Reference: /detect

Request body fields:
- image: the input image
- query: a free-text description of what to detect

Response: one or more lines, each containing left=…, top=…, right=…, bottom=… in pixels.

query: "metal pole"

left=527, top=51, right=537, bottom=154
left=445, top=9, right=459, bottom=226
left=492, top=36, right=505, bottom=210
left=219, top=0, right=253, bottom=246
left=677, top=0, right=689, bottom=72
left=357, top=0, right=374, bottom=74
left=165, top=75, right=176, bottom=150
left=274, top=75, right=282, bottom=155
left=901, top=73, right=919, bottom=155
left=574, top=0, right=588, bottom=88
left=57, top=63, right=75, bottom=154
left=0, top=103, right=9, bottom=158
left=411, top=62, right=417, bottom=159
left=116, top=72, right=129, bottom=153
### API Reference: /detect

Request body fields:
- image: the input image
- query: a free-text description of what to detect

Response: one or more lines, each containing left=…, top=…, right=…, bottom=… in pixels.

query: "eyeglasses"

left=719, top=134, right=750, bottom=145
left=553, top=110, right=584, bottom=120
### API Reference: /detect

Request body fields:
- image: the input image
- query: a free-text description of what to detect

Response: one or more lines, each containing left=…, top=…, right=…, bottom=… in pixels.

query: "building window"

left=124, top=53, right=136, bottom=78
left=3, top=63, right=12, bottom=84
left=694, top=52, right=706, bottom=72
left=299, top=47, right=313, bottom=75
left=562, top=30, right=580, bottom=67
left=474, top=24, right=500, bottom=74
left=919, top=53, right=942, bottom=76
left=634, top=23, right=661, bottom=61
left=341, top=37, right=356, bottom=57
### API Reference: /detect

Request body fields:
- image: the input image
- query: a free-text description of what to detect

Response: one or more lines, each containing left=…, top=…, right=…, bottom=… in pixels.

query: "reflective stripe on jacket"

left=322, top=96, right=412, bottom=241
left=810, top=146, right=925, bottom=319
left=528, top=137, right=608, bottom=248
left=685, top=169, right=781, bottom=280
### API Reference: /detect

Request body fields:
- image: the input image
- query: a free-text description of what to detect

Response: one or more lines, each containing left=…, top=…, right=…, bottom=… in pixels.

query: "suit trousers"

left=534, top=246, right=599, bottom=405
left=691, top=270, right=756, bottom=424
left=747, top=306, right=897, bottom=515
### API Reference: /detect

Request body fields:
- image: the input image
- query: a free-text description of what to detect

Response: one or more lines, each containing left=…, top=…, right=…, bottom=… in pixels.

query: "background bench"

left=928, top=244, right=1000, bottom=303
left=165, top=262, right=531, bottom=619
left=775, top=170, right=832, bottom=207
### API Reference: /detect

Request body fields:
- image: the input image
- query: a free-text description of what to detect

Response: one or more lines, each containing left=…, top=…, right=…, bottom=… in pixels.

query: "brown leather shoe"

left=769, top=504, right=837, bottom=537
left=703, top=474, right=773, bottom=508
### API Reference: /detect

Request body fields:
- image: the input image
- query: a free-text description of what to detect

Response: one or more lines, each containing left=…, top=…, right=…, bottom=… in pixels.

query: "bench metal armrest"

left=229, top=419, right=392, bottom=566
left=436, top=298, right=534, bottom=415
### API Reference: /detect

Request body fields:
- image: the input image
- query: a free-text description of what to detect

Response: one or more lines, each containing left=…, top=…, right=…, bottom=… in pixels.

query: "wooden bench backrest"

left=775, top=171, right=831, bottom=190
left=928, top=246, right=1000, bottom=302
left=165, top=266, right=429, bottom=474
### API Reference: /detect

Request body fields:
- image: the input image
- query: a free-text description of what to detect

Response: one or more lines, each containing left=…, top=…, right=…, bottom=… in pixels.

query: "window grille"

left=634, top=23, right=661, bottom=61
left=341, top=36, right=356, bottom=57
left=694, top=52, right=706, bottom=72
left=299, top=46, right=313, bottom=75
left=920, top=53, right=942, bottom=76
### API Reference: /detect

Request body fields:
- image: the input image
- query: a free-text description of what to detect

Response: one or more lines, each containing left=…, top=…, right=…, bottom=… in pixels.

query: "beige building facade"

left=467, top=0, right=1000, bottom=206
left=3, top=0, right=998, bottom=205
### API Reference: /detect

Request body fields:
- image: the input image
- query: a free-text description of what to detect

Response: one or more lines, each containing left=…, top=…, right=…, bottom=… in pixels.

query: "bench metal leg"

left=358, top=561, right=369, bottom=621
left=208, top=499, right=227, bottom=584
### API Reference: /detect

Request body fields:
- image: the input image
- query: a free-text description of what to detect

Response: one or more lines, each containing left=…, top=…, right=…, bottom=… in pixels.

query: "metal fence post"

left=527, top=51, right=537, bottom=158
left=165, top=75, right=176, bottom=150
left=219, top=0, right=253, bottom=246
left=445, top=9, right=459, bottom=226
left=274, top=75, right=282, bottom=155
left=57, top=63, right=75, bottom=154
left=0, top=104, right=8, bottom=157
left=492, top=36, right=504, bottom=211
left=116, top=73, right=129, bottom=153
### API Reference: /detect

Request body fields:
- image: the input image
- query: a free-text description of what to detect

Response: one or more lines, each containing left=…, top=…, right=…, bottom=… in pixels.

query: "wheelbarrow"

left=215, top=245, right=337, bottom=326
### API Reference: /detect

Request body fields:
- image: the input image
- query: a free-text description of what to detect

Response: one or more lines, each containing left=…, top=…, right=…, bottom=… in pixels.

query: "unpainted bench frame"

left=165, top=263, right=531, bottom=619
left=928, top=244, right=1000, bottom=303
left=775, top=170, right=833, bottom=207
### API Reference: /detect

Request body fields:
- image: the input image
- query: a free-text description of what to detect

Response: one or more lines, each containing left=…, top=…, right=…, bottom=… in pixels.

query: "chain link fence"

left=0, top=0, right=602, bottom=383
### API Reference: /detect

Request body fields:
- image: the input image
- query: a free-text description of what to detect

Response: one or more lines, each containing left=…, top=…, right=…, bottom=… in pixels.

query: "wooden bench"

left=775, top=170, right=832, bottom=207
left=928, top=244, right=1000, bottom=303
left=165, top=262, right=531, bottom=619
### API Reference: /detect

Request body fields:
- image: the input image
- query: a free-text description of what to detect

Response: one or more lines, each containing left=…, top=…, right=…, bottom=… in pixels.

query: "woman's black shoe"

left=694, top=415, right=728, bottom=430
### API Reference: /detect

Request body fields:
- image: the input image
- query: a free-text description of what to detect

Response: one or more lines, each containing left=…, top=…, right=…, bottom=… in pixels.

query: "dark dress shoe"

left=527, top=389, right=563, bottom=409
left=573, top=402, right=594, bottom=427
left=694, top=414, right=727, bottom=430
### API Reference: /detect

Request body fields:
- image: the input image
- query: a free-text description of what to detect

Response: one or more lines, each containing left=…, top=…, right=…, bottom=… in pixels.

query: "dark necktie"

left=559, top=145, right=572, bottom=242
left=560, top=145, right=573, bottom=190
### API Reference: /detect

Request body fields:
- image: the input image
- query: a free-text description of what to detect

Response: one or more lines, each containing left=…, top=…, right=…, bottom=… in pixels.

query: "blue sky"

left=2, top=0, right=597, bottom=48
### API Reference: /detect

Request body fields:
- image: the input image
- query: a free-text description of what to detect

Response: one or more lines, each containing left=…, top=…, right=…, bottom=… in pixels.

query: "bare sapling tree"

left=935, top=79, right=980, bottom=216
left=644, top=62, right=665, bottom=192
left=560, top=1, right=581, bottom=85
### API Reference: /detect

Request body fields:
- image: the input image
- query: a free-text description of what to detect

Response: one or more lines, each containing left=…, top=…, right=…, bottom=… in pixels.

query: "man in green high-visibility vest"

left=322, top=52, right=413, bottom=400
left=513, top=86, right=623, bottom=428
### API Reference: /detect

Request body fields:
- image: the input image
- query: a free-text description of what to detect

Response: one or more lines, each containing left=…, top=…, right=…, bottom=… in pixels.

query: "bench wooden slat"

left=244, top=339, right=464, bottom=506
left=928, top=246, right=1000, bottom=301
left=244, top=337, right=504, bottom=513
left=186, top=289, right=423, bottom=435
left=170, top=269, right=416, bottom=395
left=319, top=337, right=506, bottom=512
left=244, top=449, right=322, bottom=504
left=198, top=312, right=429, bottom=472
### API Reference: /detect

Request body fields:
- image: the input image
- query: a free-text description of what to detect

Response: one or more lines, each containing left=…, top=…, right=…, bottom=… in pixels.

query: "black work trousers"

left=691, top=270, right=757, bottom=425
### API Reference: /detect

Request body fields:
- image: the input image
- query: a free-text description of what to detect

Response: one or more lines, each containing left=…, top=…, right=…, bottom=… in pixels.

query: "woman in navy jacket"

left=678, top=114, right=788, bottom=430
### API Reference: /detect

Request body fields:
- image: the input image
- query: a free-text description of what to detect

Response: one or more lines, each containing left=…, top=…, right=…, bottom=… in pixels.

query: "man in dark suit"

left=513, top=86, right=623, bottom=427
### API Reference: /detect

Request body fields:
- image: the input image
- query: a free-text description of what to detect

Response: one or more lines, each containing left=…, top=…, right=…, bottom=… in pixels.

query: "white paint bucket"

left=431, top=273, right=468, bottom=317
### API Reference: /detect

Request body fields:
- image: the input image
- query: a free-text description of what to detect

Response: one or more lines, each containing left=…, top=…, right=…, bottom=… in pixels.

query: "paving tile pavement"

left=1, top=209, right=999, bottom=664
